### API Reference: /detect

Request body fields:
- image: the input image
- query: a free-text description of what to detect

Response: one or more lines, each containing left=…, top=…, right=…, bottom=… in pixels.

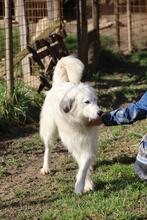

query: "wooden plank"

left=47, top=0, right=54, bottom=20
left=76, top=0, right=82, bottom=58
left=92, top=0, right=100, bottom=70
left=114, top=0, right=120, bottom=49
left=15, top=0, right=31, bottom=76
left=88, top=29, right=98, bottom=46
left=127, top=0, right=133, bottom=53
left=81, top=0, right=88, bottom=67
left=5, top=0, right=14, bottom=97
left=37, top=49, right=51, bottom=60
left=13, top=20, right=60, bottom=66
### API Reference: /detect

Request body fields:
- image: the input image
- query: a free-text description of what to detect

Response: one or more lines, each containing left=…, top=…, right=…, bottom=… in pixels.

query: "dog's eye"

left=84, top=100, right=90, bottom=104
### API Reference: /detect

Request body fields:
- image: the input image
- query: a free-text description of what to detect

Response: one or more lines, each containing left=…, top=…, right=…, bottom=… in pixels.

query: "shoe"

left=134, top=134, right=147, bottom=181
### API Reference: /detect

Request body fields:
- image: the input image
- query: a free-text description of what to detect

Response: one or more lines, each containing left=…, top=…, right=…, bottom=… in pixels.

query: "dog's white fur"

left=40, top=56, right=100, bottom=194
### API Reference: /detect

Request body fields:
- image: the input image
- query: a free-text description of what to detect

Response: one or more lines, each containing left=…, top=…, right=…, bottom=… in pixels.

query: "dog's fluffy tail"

left=53, top=55, right=84, bottom=85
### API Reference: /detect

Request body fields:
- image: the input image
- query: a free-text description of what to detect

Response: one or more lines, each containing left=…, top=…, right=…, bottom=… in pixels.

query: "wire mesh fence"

left=99, top=1, right=147, bottom=52
left=0, top=0, right=147, bottom=96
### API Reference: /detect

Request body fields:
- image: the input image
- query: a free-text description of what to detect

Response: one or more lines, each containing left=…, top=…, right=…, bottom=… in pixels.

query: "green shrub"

left=100, top=35, right=116, bottom=49
left=99, top=48, right=123, bottom=69
left=0, top=80, right=43, bottom=126
left=131, top=51, right=147, bottom=66
left=65, top=34, right=77, bottom=52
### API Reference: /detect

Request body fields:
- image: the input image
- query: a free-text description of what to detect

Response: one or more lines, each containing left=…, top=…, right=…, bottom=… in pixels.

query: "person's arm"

left=89, top=91, right=147, bottom=126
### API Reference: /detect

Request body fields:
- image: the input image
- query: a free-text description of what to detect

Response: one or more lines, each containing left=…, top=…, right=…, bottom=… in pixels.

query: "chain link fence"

left=99, top=1, right=147, bottom=52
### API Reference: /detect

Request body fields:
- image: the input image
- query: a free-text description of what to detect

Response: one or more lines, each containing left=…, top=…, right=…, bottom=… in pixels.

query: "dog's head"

left=60, top=83, right=101, bottom=124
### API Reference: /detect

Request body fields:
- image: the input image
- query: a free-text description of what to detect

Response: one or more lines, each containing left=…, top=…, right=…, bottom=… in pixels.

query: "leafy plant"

left=100, top=35, right=116, bottom=50
left=99, top=48, right=123, bottom=69
left=0, top=80, right=43, bottom=126
left=65, top=34, right=77, bottom=52
left=131, top=51, right=147, bottom=66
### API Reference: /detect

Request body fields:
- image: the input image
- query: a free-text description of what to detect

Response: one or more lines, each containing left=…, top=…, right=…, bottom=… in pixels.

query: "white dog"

left=40, top=56, right=101, bottom=194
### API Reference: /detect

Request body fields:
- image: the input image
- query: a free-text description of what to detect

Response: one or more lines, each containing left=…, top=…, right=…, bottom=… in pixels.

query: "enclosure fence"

left=0, top=0, right=147, bottom=96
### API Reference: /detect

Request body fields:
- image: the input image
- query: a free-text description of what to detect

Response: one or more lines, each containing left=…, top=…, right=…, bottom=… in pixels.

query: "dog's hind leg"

left=74, top=154, right=92, bottom=194
left=84, top=167, right=94, bottom=192
left=40, top=120, right=58, bottom=175
left=40, top=137, right=51, bottom=175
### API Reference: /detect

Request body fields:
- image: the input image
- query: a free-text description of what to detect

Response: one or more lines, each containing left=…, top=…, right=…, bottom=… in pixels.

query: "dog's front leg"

left=75, top=155, right=92, bottom=194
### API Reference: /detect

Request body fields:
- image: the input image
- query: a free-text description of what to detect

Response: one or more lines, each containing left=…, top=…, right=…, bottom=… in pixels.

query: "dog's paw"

left=74, top=182, right=84, bottom=195
left=84, top=180, right=94, bottom=192
left=40, top=168, right=50, bottom=175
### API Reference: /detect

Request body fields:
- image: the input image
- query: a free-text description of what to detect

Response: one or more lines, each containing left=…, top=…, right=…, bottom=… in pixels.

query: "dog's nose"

left=97, top=110, right=103, bottom=117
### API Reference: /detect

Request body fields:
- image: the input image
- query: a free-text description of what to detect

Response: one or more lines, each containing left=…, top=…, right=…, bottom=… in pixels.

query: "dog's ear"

left=60, top=97, right=74, bottom=113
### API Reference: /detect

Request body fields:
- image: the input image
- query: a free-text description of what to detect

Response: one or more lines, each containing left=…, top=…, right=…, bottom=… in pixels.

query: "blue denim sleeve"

left=102, top=91, right=147, bottom=126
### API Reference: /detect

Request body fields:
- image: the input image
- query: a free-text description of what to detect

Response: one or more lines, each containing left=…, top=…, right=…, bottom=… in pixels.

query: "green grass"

left=0, top=26, right=5, bottom=60
left=64, top=34, right=116, bottom=53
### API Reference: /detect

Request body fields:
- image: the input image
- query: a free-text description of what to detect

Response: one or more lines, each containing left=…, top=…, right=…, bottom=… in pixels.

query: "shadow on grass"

left=94, top=154, right=136, bottom=169
left=94, top=176, right=147, bottom=197
left=103, top=61, right=147, bottom=78
left=98, top=88, right=146, bottom=109
left=94, top=176, right=139, bottom=192
left=0, top=124, right=38, bottom=141
left=97, top=49, right=147, bottom=78
left=0, top=195, right=59, bottom=210
left=129, top=217, right=147, bottom=220
left=94, top=58, right=147, bottom=109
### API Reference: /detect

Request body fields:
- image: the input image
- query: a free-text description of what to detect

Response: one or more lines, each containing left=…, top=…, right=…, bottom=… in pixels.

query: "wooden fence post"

left=114, top=0, right=120, bottom=50
left=15, top=0, right=31, bottom=77
left=76, top=0, right=81, bottom=59
left=93, top=0, right=100, bottom=69
left=127, top=0, right=133, bottom=53
left=47, top=0, right=54, bottom=20
left=5, top=0, right=14, bottom=97
left=80, top=0, right=88, bottom=67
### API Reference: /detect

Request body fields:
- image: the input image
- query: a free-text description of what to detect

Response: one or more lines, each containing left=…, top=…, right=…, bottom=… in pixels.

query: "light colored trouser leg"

left=75, top=155, right=92, bottom=194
